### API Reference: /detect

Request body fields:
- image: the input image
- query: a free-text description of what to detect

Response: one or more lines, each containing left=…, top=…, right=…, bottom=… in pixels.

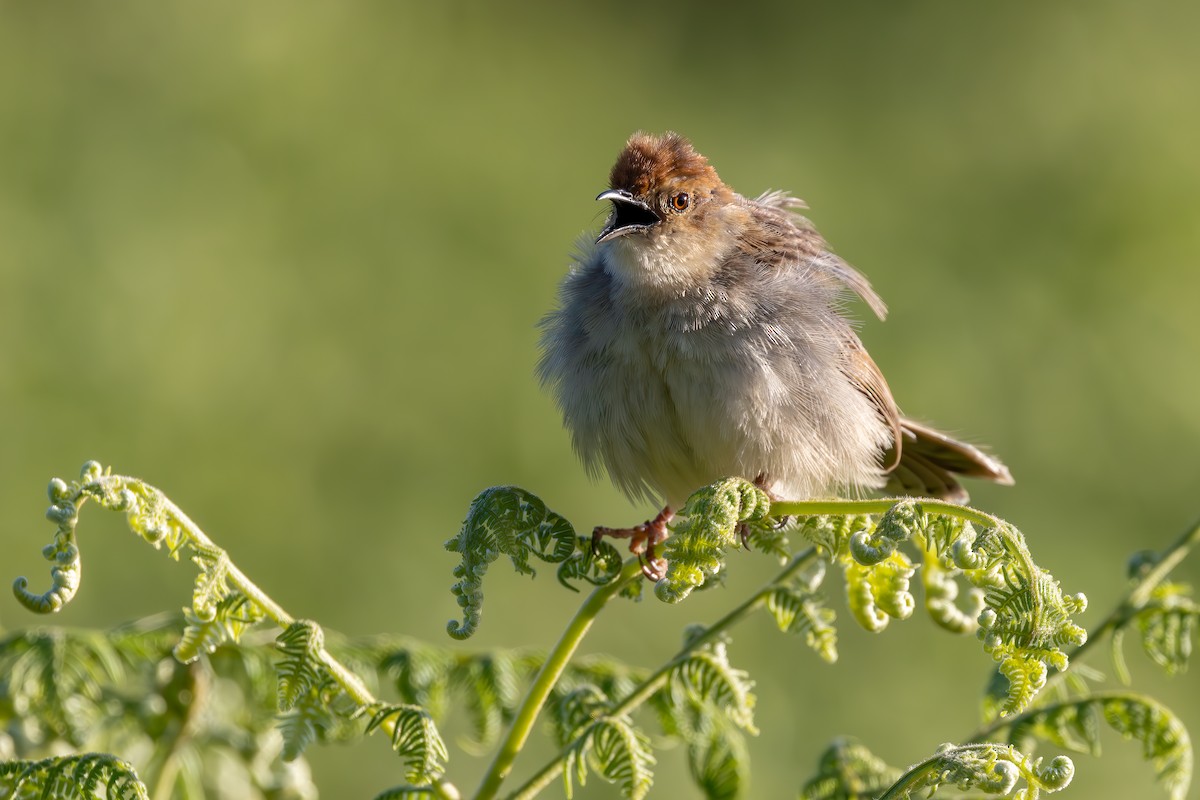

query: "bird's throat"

left=600, top=230, right=728, bottom=299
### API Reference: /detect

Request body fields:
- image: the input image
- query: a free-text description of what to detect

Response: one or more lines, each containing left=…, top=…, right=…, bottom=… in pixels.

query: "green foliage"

left=684, top=722, right=748, bottom=800
left=1006, top=694, right=1192, bottom=799
left=365, top=705, right=448, bottom=785
left=13, top=463, right=261, bottom=645
left=371, top=788, right=438, bottom=800
left=654, top=478, right=772, bottom=603
left=0, top=753, right=148, bottom=800
left=555, top=536, right=626, bottom=592
left=0, top=628, right=125, bottom=747
left=453, top=651, right=528, bottom=748
left=1111, top=581, right=1198, bottom=681
left=798, top=737, right=902, bottom=800
left=763, top=571, right=839, bottom=663
left=277, top=621, right=327, bottom=712
left=656, top=640, right=757, bottom=800
left=787, top=498, right=1088, bottom=716
left=4, top=466, right=1199, bottom=799
left=278, top=681, right=332, bottom=763
left=564, top=716, right=655, bottom=800
left=650, top=486, right=1090, bottom=716
left=664, top=641, right=757, bottom=736
left=877, top=742, right=1074, bottom=799
left=0, top=616, right=317, bottom=799
left=175, top=595, right=266, bottom=664
left=443, top=486, right=579, bottom=640
left=1135, top=588, right=1197, bottom=676
left=376, top=641, right=458, bottom=721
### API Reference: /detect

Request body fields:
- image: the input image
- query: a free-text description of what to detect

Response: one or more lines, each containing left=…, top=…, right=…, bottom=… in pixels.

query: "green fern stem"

left=770, top=497, right=1001, bottom=530
left=505, top=545, right=821, bottom=800
left=94, top=475, right=378, bottom=711
left=473, top=557, right=645, bottom=799
left=877, top=743, right=997, bottom=800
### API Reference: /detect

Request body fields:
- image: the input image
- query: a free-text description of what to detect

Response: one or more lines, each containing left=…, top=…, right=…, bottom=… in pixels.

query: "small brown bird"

left=538, top=132, right=1011, bottom=575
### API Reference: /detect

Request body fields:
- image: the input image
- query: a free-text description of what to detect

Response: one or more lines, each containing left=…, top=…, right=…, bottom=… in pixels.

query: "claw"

left=593, top=505, right=674, bottom=579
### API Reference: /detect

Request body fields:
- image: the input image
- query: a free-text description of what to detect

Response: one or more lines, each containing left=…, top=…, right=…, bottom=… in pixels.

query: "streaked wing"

left=740, top=193, right=888, bottom=320
left=841, top=338, right=903, bottom=469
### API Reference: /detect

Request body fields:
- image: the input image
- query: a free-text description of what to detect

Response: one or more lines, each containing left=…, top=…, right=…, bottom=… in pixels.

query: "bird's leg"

left=593, top=505, right=674, bottom=581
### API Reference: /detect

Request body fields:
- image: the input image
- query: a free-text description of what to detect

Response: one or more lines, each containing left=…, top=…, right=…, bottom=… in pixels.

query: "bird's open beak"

left=596, top=189, right=660, bottom=243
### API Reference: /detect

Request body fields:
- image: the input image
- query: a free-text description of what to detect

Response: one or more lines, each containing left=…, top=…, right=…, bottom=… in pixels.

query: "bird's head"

left=596, top=132, right=733, bottom=246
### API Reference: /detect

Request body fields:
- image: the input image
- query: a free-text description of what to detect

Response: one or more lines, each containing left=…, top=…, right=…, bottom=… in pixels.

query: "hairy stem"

left=505, top=546, right=820, bottom=800
left=103, top=479, right=378, bottom=708
left=473, top=558, right=645, bottom=800
left=967, top=513, right=1200, bottom=743
left=877, top=743, right=1001, bottom=800
left=771, top=497, right=1001, bottom=529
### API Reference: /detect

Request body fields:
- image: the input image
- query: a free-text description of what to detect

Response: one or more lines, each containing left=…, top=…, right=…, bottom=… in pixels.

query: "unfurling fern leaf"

left=0, top=753, right=148, bottom=800
left=174, top=594, right=265, bottom=663
left=764, top=584, right=838, bottom=663
left=444, top=486, right=578, bottom=639
left=798, top=737, right=901, bottom=800
left=564, top=716, right=655, bottom=800
left=276, top=620, right=327, bottom=711
left=666, top=642, right=757, bottom=735
left=1004, top=693, right=1192, bottom=800
left=366, top=704, right=449, bottom=785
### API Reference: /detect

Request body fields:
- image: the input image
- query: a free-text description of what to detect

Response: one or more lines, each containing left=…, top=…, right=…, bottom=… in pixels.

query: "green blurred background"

left=2, top=2, right=1198, bottom=797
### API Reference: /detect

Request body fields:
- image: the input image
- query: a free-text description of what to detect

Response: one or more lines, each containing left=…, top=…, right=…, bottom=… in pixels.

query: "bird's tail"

left=883, top=419, right=1013, bottom=503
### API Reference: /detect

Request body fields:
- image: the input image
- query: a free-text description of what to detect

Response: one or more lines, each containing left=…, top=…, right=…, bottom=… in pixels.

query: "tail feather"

left=883, top=419, right=1013, bottom=503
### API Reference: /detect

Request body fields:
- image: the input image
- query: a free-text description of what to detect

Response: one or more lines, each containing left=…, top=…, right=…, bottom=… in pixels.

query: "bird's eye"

left=670, top=192, right=690, bottom=212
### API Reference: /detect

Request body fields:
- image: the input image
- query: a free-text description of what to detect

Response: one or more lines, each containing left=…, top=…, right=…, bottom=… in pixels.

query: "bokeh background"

left=2, top=2, right=1198, bottom=797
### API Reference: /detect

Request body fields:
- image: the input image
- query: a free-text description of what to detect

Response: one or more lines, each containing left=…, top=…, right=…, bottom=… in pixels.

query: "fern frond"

left=1007, top=697, right=1103, bottom=757
left=1130, top=582, right=1197, bottom=676
left=452, top=650, right=529, bottom=748
left=844, top=551, right=915, bottom=633
left=666, top=642, right=757, bottom=734
left=764, top=583, right=838, bottom=663
left=847, top=499, right=922, bottom=565
left=366, top=704, right=449, bottom=785
left=655, top=478, right=772, bottom=603
left=550, top=684, right=611, bottom=745
left=278, top=680, right=336, bottom=762
left=1103, top=694, right=1192, bottom=799
left=982, top=696, right=1191, bottom=798
left=878, top=742, right=1072, bottom=799
left=377, top=640, right=458, bottom=719
left=0, top=629, right=125, bottom=746
left=443, top=486, right=578, bottom=639
left=174, top=594, right=266, bottom=663
left=564, top=716, right=655, bottom=800
left=921, top=548, right=986, bottom=635
left=276, top=620, right=327, bottom=712
left=792, top=511, right=873, bottom=561
left=686, top=721, right=748, bottom=800
left=557, top=535, right=624, bottom=591
left=0, top=753, right=148, bottom=800
left=798, top=736, right=902, bottom=800
left=11, top=471, right=93, bottom=613
left=371, top=787, right=438, bottom=799
left=740, top=515, right=794, bottom=563
left=782, top=497, right=1089, bottom=716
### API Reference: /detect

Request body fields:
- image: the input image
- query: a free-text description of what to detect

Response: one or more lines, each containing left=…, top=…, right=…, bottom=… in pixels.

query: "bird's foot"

left=593, top=505, right=674, bottom=581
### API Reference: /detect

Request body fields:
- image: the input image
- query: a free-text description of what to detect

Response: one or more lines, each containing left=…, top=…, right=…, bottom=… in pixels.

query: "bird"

left=538, top=132, right=1012, bottom=576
